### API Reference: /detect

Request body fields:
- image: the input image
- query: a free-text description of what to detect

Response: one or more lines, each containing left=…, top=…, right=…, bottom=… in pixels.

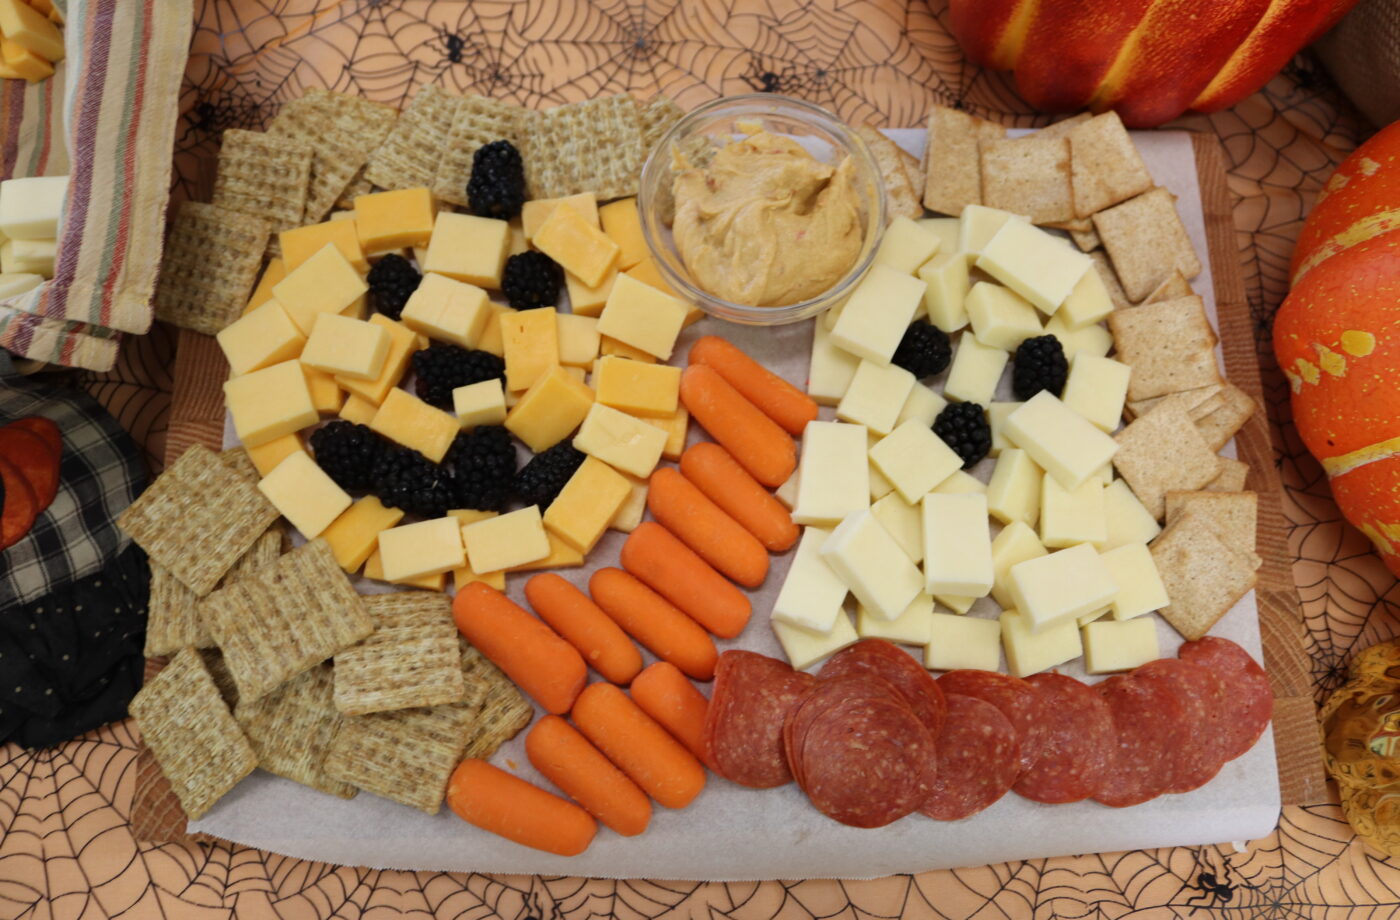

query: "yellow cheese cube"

left=522, top=193, right=599, bottom=242
left=507, top=219, right=528, bottom=256
left=609, top=474, right=648, bottom=532
left=378, top=516, right=465, bottom=582
left=507, top=530, right=586, bottom=572
left=477, top=303, right=514, bottom=357
left=556, top=313, right=601, bottom=367
left=449, top=509, right=498, bottom=526
left=599, top=197, right=647, bottom=270
left=423, top=212, right=510, bottom=288
left=0, top=0, right=63, bottom=63
left=224, top=359, right=318, bottom=447
left=533, top=204, right=620, bottom=288
left=599, top=334, right=656, bottom=363
left=280, top=219, right=369, bottom=274
left=564, top=268, right=616, bottom=318
left=543, top=456, right=631, bottom=554
left=772, top=611, right=860, bottom=671
left=302, top=366, right=345, bottom=415
left=501, top=307, right=559, bottom=391
left=257, top=451, right=352, bottom=539
left=596, top=274, right=688, bottom=361
left=1082, top=617, right=1160, bottom=674
left=244, top=258, right=287, bottom=315
left=354, top=187, right=436, bottom=254
left=1001, top=609, right=1082, bottom=678
left=217, top=299, right=306, bottom=376
left=461, top=506, right=551, bottom=573
left=339, top=393, right=379, bottom=425
left=301, top=312, right=391, bottom=381
left=594, top=356, right=680, bottom=418
left=244, top=432, right=306, bottom=478
left=642, top=405, right=688, bottom=461
left=625, top=257, right=703, bottom=326
left=400, top=272, right=491, bottom=348
left=368, top=388, right=459, bottom=463
left=454, top=563, right=507, bottom=592
left=329, top=210, right=356, bottom=222
left=924, top=612, right=1002, bottom=672
left=320, top=496, right=405, bottom=572
left=453, top=379, right=507, bottom=430
left=1, top=238, right=55, bottom=276
left=1100, top=542, right=1169, bottom=620
left=335, top=315, right=419, bottom=405
left=273, top=243, right=369, bottom=336
left=573, top=403, right=667, bottom=478
left=505, top=365, right=595, bottom=452
left=363, top=549, right=446, bottom=590
left=0, top=35, right=50, bottom=82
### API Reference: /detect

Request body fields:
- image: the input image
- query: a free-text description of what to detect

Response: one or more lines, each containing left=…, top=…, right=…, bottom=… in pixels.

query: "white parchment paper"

left=195, top=130, right=1279, bottom=879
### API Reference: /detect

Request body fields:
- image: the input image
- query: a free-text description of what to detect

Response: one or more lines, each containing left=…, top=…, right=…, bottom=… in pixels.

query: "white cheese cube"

left=1101, top=479, right=1162, bottom=550
left=934, top=593, right=977, bottom=615
left=869, top=419, right=962, bottom=503
left=0, top=176, right=67, bottom=240
left=916, top=250, right=971, bottom=332
left=932, top=470, right=986, bottom=496
left=1100, top=542, right=1170, bottom=620
left=958, top=205, right=1026, bottom=255
left=925, top=613, right=1001, bottom=671
left=837, top=359, right=916, bottom=436
left=944, top=334, right=1008, bottom=405
left=922, top=492, right=993, bottom=598
left=1058, top=263, right=1115, bottom=328
left=0, top=272, right=43, bottom=299
left=1007, top=543, right=1118, bottom=630
left=987, top=401, right=1023, bottom=456
left=775, top=467, right=799, bottom=509
left=453, top=379, right=508, bottom=430
left=871, top=491, right=923, bottom=563
left=829, top=263, right=927, bottom=364
left=556, top=312, right=602, bottom=367
left=874, top=216, right=941, bottom=275
left=772, top=526, right=848, bottom=633
left=2, top=238, right=55, bottom=277
left=897, top=383, right=947, bottom=428
left=916, top=217, right=961, bottom=254
left=773, top=610, right=859, bottom=671
left=1083, top=617, right=1159, bottom=673
left=793, top=421, right=869, bottom=526
left=1090, top=462, right=1115, bottom=485
left=966, top=282, right=1044, bottom=351
left=1003, top=391, right=1118, bottom=490
left=976, top=218, right=1092, bottom=314
left=990, top=520, right=1048, bottom=608
left=986, top=447, right=1043, bottom=527
left=1062, top=354, right=1131, bottom=432
left=1078, top=606, right=1112, bottom=627
left=1046, top=313, right=1112, bottom=359
left=857, top=593, right=935, bottom=646
left=1039, top=477, right=1106, bottom=548
left=808, top=320, right=861, bottom=405
left=609, top=473, right=648, bottom=533
left=869, top=458, right=895, bottom=501
left=1001, top=609, right=1082, bottom=678
left=821, top=510, right=925, bottom=621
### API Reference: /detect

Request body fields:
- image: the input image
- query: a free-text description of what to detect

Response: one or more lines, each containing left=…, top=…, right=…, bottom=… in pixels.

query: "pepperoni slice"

left=5, top=416, right=61, bottom=458
left=1135, top=658, right=1231, bottom=793
left=919, top=694, right=1020, bottom=820
left=0, top=426, right=58, bottom=511
left=1094, top=671, right=1189, bottom=807
left=1013, top=673, right=1114, bottom=804
left=783, top=674, right=905, bottom=790
left=0, top=454, right=38, bottom=550
left=818, top=639, right=947, bottom=737
left=704, top=650, right=815, bottom=788
left=938, top=669, right=1047, bottom=775
left=1178, top=636, right=1273, bottom=762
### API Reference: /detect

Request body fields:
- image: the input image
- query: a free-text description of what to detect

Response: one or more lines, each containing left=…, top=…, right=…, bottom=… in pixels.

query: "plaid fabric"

left=0, top=352, right=146, bottom=606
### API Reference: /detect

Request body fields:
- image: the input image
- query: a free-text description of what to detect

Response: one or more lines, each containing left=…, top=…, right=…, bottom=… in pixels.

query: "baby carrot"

left=571, top=682, right=706, bottom=809
left=647, top=468, right=769, bottom=588
left=679, top=364, right=796, bottom=488
left=525, top=573, right=644, bottom=685
left=630, top=661, right=710, bottom=764
left=679, top=442, right=799, bottom=552
left=588, top=567, right=718, bottom=681
left=446, top=758, right=597, bottom=856
left=526, top=715, right=652, bottom=837
left=452, top=582, right=587, bottom=715
left=689, top=335, right=818, bottom=436
left=620, top=522, right=751, bottom=639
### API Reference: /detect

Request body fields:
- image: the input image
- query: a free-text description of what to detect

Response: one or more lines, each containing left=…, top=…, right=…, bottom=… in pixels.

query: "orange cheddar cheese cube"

left=423, top=212, right=510, bottom=288
left=320, top=495, right=404, bottom=572
left=217, top=299, right=305, bottom=376
left=224, top=359, right=317, bottom=447
left=339, top=393, right=378, bottom=425
left=507, top=529, right=585, bottom=572
left=354, top=187, right=436, bottom=254
left=507, top=219, right=529, bottom=256
left=245, top=257, right=287, bottom=314
left=599, top=197, right=646, bottom=270
left=501, top=306, right=559, bottom=392
left=363, top=548, right=446, bottom=590
left=369, top=388, right=459, bottom=463
left=596, top=273, right=688, bottom=361
left=543, top=456, right=631, bottom=554
left=505, top=364, right=595, bottom=452
left=533, top=204, right=620, bottom=289
left=280, top=219, right=369, bottom=274
left=476, top=303, right=514, bottom=357
left=641, top=405, right=689, bottom=461
left=565, top=267, right=616, bottom=318
left=335, top=315, right=419, bottom=405
left=625, top=257, right=702, bottom=326
left=301, top=312, right=391, bottom=381
left=400, top=272, right=491, bottom=348
left=0, top=0, right=63, bottom=63
left=453, top=563, right=507, bottom=592
left=460, top=506, right=550, bottom=573
left=522, top=193, right=599, bottom=242
left=594, top=356, right=680, bottom=418
left=378, top=516, right=465, bottom=582
left=243, top=432, right=306, bottom=478
left=273, top=243, right=368, bottom=336
left=0, top=38, right=51, bottom=82
left=257, top=451, right=352, bottom=539
left=302, top=366, right=345, bottom=415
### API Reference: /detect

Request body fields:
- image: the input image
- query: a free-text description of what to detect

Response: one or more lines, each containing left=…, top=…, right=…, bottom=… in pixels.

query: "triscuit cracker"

left=1125, top=383, right=1225, bottom=422
left=857, top=125, right=922, bottom=220
left=269, top=89, right=397, bottom=222
left=1151, top=510, right=1260, bottom=641
left=118, top=444, right=280, bottom=596
left=460, top=641, right=532, bottom=759
left=1196, top=382, right=1258, bottom=451
left=1088, top=250, right=1132, bottom=310
left=1107, top=295, right=1221, bottom=401
left=639, top=95, right=684, bottom=156
left=1068, top=111, right=1153, bottom=217
left=236, top=663, right=357, bottom=798
left=223, top=525, right=283, bottom=582
left=1140, top=269, right=1193, bottom=304
left=199, top=649, right=240, bottom=708
left=980, top=133, right=1075, bottom=224
left=153, top=201, right=271, bottom=335
left=1165, top=490, right=1258, bottom=551
left=144, top=562, right=211, bottom=657
left=524, top=94, right=644, bottom=201
left=1112, top=402, right=1222, bottom=520
left=128, top=648, right=257, bottom=819
left=1206, top=457, right=1251, bottom=492
left=1094, top=186, right=1203, bottom=301
left=333, top=594, right=465, bottom=716
left=323, top=703, right=475, bottom=814
left=336, top=167, right=374, bottom=211
left=219, top=445, right=260, bottom=484
left=200, top=539, right=373, bottom=702
left=364, top=84, right=460, bottom=191
left=922, top=105, right=1005, bottom=215
left=212, top=129, right=313, bottom=233
left=1070, top=226, right=1101, bottom=251
left=432, top=95, right=530, bottom=207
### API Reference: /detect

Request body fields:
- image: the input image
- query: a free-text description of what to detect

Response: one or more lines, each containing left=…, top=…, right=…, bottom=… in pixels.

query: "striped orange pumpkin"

left=948, top=0, right=1359, bottom=127
left=1274, top=121, right=1400, bottom=575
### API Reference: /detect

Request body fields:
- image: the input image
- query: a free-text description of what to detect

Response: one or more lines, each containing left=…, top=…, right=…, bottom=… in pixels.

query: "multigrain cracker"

left=1068, top=111, right=1153, bottom=217
left=1207, top=457, right=1251, bottom=492
left=118, top=444, right=279, bottom=596
left=364, top=84, right=459, bottom=191
left=1140, top=269, right=1193, bottom=304
left=1112, top=402, right=1222, bottom=520
left=212, top=129, right=313, bottom=232
left=128, top=648, right=257, bottom=819
left=979, top=133, right=1075, bottom=224
left=333, top=594, right=465, bottom=715
left=219, top=445, right=260, bottom=484
left=1151, top=510, right=1260, bottom=641
left=323, top=703, right=475, bottom=814
left=223, top=525, right=283, bottom=582
left=143, top=562, right=211, bottom=656
left=922, top=105, right=1005, bottom=216
left=1094, top=186, right=1203, bottom=301
left=857, top=125, right=922, bottom=220
left=269, top=89, right=397, bottom=222
left=638, top=95, right=684, bottom=155
left=1125, top=383, right=1225, bottom=422
left=1107, top=295, right=1221, bottom=400
left=199, top=649, right=240, bottom=708
left=524, top=95, right=644, bottom=200
left=460, top=641, right=532, bottom=759
left=336, top=167, right=374, bottom=210
left=235, top=663, right=357, bottom=798
left=1088, top=250, right=1132, bottom=310
left=152, top=201, right=270, bottom=335
left=1196, top=382, right=1258, bottom=451
left=897, top=143, right=925, bottom=203
left=1070, top=226, right=1101, bottom=251
left=1165, top=490, right=1258, bottom=551
left=432, top=95, right=530, bottom=207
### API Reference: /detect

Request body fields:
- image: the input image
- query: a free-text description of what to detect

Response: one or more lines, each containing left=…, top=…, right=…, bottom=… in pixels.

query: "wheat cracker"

left=212, top=129, right=312, bottom=232
left=1206, top=457, right=1251, bottom=492
left=1165, top=490, right=1258, bottom=552
left=236, top=663, right=357, bottom=798
left=1088, top=250, right=1132, bottom=310
left=1196, top=382, right=1258, bottom=451
left=1151, top=509, right=1260, bottom=641
left=980, top=133, right=1075, bottom=224
left=364, top=84, right=459, bottom=191
left=1140, top=269, right=1193, bottom=304
left=1094, top=186, right=1202, bottom=301
left=524, top=94, right=644, bottom=201
left=333, top=594, right=465, bottom=715
left=431, top=95, right=529, bottom=207
left=1070, top=226, right=1101, bottom=251
left=199, top=649, right=240, bottom=708
left=1112, top=402, right=1222, bottom=520
left=144, top=562, right=211, bottom=657
left=1125, top=383, right=1225, bottom=422
left=1034, top=112, right=1093, bottom=140
left=1107, top=295, right=1221, bottom=401
left=857, top=125, right=922, bottom=220
left=323, top=703, right=475, bottom=814
left=460, top=641, right=532, bottom=759
left=269, top=89, right=397, bottom=222
left=1068, top=111, right=1153, bottom=217
left=152, top=201, right=270, bottom=335
left=639, top=95, right=683, bottom=155
left=922, top=105, right=1004, bottom=216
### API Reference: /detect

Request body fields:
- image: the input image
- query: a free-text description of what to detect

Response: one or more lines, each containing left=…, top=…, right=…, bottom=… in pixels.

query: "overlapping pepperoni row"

left=703, top=636, right=1272, bottom=827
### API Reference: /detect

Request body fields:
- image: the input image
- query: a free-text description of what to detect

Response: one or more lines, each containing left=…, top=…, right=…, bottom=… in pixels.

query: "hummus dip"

left=671, top=130, right=862, bottom=307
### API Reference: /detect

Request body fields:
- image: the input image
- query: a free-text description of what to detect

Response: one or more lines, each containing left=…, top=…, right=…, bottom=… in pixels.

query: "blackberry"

left=366, top=253, right=421, bottom=320
left=892, top=321, right=952, bottom=378
left=933, top=402, right=992, bottom=469
left=467, top=140, right=526, bottom=219
left=445, top=425, right=516, bottom=512
left=501, top=251, right=563, bottom=311
left=372, top=445, right=453, bottom=517
left=514, top=442, right=585, bottom=509
left=1012, top=334, right=1068, bottom=400
left=411, top=344, right=505, bottom=409
left=309, top=421, right=386, bottom=491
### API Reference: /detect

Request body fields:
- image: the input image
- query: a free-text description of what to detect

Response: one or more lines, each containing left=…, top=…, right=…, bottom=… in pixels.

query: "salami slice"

left=0, top=427, right=57, bottom=512
left=1132, top=658, right=1229, bottom=794
left=938, top=669, right=1047, bottom=775
left=819, top=639, right=947, bottom=737
left=1013, top=673, right=1114, bottom=804
left=783, top=674, right=904, bottom=790
left=919, top=694, right=1020, bottom=821
left=0, top=454, right=37, bottom=550
left=704, top=650, right=815, bottom=788
left=1178, top=636, right=1272, bottom=762
left=1094, top=670, right=1189, bottom=807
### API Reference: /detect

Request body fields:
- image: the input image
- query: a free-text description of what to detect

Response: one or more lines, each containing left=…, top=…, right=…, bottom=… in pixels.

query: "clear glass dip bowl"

left=637, top=94, right=887, bottom=326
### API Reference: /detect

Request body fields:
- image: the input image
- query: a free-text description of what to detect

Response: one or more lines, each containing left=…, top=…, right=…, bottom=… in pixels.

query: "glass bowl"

left=637, top=94, right=887, bottom=326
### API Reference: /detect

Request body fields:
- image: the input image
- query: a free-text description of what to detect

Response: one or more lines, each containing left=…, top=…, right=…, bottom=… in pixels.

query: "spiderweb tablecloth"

left=4, top=1, right=1398, bottom=916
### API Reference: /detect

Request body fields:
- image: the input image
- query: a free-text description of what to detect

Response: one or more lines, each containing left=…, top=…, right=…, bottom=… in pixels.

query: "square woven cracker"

left=1196, top=382, right=1258, bottom=451
left=1070, top=226, right=1101, bottom=251
left=152, top=201, right=271, bottom=335
left=524, top=95, right=644, bottom=201
left=1206, top=457, right=1251, bottom=492
left=1125, top=383, right=1225, bottom=422
left=1112, top=402, right=1221, bottom=520
left=200, top=539, right=373, bottom=702
left=1165, top=490, right=1258, bottom=551
left=269, top=89, right=397, bottom=222
left=323, top=703, right=475, bottom=814
left=639, top=95, right=683, bottom=155
left=1151, top=509, right=1260, bottom=641
left=980, top=133, right=1075, bottom=224
left=1140, top=268, right=1193, bottom=304
left=236, top=663, right=356, bottom=798
left=1088, top=250, right=1132, bottom=310
left=128, top=648, right=257, bottom=819
left=1068, top=111, right=1153, bottom=217
left=118, top=444, right=280, bottom=597
left=212, top=129, right=313, bottom=233
left=432, top=95, right=530, bottom=207
left=857, top=126, right=922, bottom=220
left=460, top=640, right=533, bottom=759
left=199, top=649, right=240, bottom=708
left=219, top=446, right=260, bottom=484
left=337, top=167, right=374, bottom=210
left=144, top=562, right=211, bottom=657
left=1094, top=186, right=1203, bottom=301
left=224, top=525, right=283, bottom=582
left=1107, top=295, right=1221, bottom=401
left=364, top=84, right=459, bottom=191
left=922, top=105, right=1004, bottom=215
left=333, top=594, right=464, bottom=715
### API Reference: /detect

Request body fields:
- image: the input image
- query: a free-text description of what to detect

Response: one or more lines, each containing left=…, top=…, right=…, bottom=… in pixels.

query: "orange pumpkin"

left=948, top=0, right=1359, bottom=127
left=1274, top=121, right=1400, bottom=575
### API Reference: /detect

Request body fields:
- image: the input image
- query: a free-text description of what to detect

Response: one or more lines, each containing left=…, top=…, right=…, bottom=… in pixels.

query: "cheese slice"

left=280, top=219, right=369, bottom=273
left=453, top=379, right=507, bottom=430
left=400, top=272, right=491, bottom=349
left=216, top=299, right=305, bottom=376
left=1083, top=617, right=1159, bottom=674
left=870, top=419, right=962, bottom=504
left=1100, top=542, right=1169, bottom=620
left=461, top=506, right=551, bottom=573
left=542, top=456, right=631, bottom=554
left=273, top=243, right=368, bottom=336
left=1001, top=609, right=1082, bottom=678
left=857, top=593, right=935, bottom=646
left=1003, top=391, right=1118, bottom=490
left=367, top=386, right=459, bottom=463
left=793, top=421, right=868, bottom=526
left=976, top=218, right=1091, bottom=314
left=598, top=197, right=647, bottom=270
left=829, top=264, right=926, bottom=365
left=243, top=432, right=305, bottom=478
left=533, top=203, right=620, bottom=288
left=808, top=320, right=861, bottom=406
left=354, top=187, right=436, bottom=253
left=874, top=216, right=940, bottom=275
left=572, top=403, right=667, bottom=478
left=423, top=212, right=510, bottom=288
left=596, top=274, right=687, bottom=361
left=522, top=193, right=599, bottom=242
left=300, top=312, right=390, bottom=381
left=944, top=334, right=1008, bottom=405
left=1007, top=542, right=1118, bottom=630
left=916, top=250, right=971, bottom=332
left=505, top=365, right=595, bottom=452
